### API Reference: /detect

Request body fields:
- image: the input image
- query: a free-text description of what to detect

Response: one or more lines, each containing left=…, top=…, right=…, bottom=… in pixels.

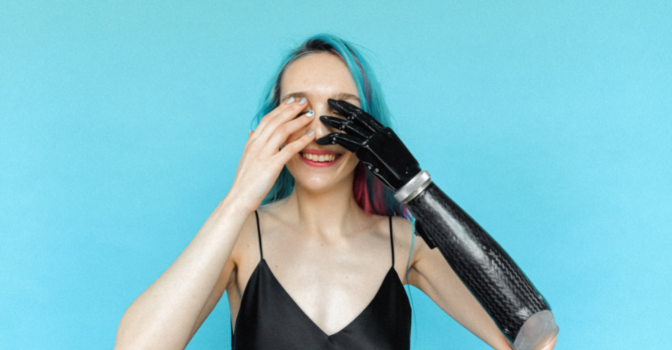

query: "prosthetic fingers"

left=316, top=99, right=559, bottom=350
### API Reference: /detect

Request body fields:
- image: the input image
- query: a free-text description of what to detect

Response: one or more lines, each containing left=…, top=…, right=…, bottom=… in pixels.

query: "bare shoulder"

left=228, top=209, right=263, bottom=274
left=389, top=215, right=413, bottom=243
left=255, top=200, right=287, bottom=224
left=381, top=215, right=420, bottom=283
left=367, top=214, right=415, bottom=247
left=389, top=215, right=436, bottom=271
left=229, top=201, right=289, bottom=266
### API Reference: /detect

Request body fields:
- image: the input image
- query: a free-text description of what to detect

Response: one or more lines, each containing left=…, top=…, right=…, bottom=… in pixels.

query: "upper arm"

left=407, top=232, right=513, bottom=350
left=186, top=254, right=236, bottom=341
left=186, top=211, right=257, bottom=341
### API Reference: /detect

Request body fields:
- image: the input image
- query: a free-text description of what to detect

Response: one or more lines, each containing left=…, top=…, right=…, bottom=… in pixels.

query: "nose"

left=307, top=100, right=335, bottom=138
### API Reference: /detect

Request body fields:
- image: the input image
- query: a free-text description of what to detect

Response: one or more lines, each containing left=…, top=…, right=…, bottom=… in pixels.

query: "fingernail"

left=308, top=130, right=315, bottom=136
left=306, top=110, right=315, bottom=117
left=286, top=97, right=295, bottom=104
left=298, top=97, right=306, bottom=104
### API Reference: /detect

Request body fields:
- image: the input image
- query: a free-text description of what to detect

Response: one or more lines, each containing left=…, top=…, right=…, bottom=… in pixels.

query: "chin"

left=293, top=173, right=349, bottom=193
left=286, top=153, right=358, bottom=192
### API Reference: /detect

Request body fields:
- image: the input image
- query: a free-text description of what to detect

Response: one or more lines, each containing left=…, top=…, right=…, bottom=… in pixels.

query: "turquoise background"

left=1, top=1, right=670, bottom=349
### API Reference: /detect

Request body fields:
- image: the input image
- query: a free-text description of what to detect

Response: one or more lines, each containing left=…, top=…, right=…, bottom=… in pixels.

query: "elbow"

left=114, top=309, right=138, bottom=350
left=114, top=306, right=187, bottom=350
left=114, top=303, right=151, bottom=350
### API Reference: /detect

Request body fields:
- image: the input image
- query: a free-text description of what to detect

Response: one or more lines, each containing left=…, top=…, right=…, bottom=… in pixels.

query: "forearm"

left=404, top=181, right=557, bottom=349
left=315, top=99, right=558, bottom=349
left=115, top=192, right=251, bottom=350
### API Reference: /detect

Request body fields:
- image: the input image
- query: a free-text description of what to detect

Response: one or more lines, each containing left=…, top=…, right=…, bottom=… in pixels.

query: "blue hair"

left=250, top=34, right=410, bottom=220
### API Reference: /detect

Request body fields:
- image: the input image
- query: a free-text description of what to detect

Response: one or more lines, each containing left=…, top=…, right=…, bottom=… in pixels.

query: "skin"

left=115, top=52, right=556, bottom=350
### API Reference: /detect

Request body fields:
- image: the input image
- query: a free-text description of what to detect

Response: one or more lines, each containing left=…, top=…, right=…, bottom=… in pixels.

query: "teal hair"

left=250, top=34, right=411, bottom=221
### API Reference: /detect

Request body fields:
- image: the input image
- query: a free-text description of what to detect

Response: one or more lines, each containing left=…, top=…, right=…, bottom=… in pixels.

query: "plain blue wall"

left=1, top=1, right=670, bottom=349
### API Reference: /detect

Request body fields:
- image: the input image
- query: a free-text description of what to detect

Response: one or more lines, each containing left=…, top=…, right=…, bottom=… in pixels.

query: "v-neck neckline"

left=233, top=258, right=400, bottom=338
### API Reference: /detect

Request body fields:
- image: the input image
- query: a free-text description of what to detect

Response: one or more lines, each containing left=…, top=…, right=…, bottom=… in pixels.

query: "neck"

left=284, top=173, right=367, bottom=241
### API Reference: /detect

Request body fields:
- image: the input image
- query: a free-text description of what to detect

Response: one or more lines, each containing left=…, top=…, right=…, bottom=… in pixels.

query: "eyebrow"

left=280, top=92, right=360, bottom=104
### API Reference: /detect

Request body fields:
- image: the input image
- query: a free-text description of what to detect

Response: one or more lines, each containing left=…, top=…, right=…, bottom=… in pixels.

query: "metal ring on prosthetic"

left=406, top=183, right=558, bottom=348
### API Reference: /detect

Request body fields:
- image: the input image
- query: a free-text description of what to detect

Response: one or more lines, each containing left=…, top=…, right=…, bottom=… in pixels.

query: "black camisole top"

left=231, top=211, right=412, bottom=349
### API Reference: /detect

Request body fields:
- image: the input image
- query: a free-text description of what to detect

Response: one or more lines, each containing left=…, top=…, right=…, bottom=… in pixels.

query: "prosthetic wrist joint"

left=394, top=170, right=432, bottom=204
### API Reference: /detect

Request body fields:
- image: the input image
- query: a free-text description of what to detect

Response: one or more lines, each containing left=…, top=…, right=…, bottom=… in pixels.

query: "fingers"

left=252, top=102, right=291, bottom=137
left=327, top=98, right=358, bottom=119
left=275, top=131, right=316, bottom=165
left=319, top=116, right=371, bottom=139
left=316, top=132, right=363, bottom=153
left=263, top=113, right=315, bottom=156
left=327, top=99, right=383, bottom=132
left=254, top=98, right=308, bottom=143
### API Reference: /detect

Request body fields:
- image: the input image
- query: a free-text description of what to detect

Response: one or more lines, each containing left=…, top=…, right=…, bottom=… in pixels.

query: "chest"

left=231, top=259, right=412, bottom=350
left=229, top=233, right=400, bottom=336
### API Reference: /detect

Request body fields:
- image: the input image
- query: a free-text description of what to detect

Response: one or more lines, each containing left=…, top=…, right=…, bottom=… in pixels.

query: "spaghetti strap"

left=389, top=216, right=395, bottom=267
left=254, top=210, right=263, bottom=260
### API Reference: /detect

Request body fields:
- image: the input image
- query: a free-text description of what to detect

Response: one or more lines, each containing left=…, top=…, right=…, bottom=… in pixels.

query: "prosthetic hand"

left=317, top=99, right=558, bottom=350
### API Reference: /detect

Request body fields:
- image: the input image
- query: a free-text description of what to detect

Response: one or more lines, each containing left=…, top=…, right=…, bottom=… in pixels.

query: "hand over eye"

left=316, top=99, right=421, bottom=192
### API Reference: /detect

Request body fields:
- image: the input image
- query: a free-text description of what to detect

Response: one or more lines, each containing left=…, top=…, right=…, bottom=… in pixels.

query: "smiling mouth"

left=298, top=152, right=344, bottom=168
left=300, top=152, right=342, bottom=162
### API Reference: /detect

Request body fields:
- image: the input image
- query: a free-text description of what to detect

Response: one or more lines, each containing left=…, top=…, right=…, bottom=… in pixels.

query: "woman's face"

left=280, top=52, right=361, bottom=193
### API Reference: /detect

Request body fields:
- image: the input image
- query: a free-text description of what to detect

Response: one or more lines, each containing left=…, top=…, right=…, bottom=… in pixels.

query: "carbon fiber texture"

left=407, top=183, right=550, bottom=342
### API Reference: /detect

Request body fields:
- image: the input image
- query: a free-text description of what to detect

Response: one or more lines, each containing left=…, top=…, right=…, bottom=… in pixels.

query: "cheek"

left=345, top=153, right=360, bottom=168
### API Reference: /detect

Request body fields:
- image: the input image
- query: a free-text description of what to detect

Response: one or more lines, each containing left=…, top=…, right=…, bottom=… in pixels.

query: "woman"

left=115, top=34, right=558, bottom=350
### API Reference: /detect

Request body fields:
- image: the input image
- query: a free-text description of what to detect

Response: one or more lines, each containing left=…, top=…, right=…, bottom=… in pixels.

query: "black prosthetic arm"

left=406, top=182, right=556, bottom=347
left=317, top=99, right=558, bottom=349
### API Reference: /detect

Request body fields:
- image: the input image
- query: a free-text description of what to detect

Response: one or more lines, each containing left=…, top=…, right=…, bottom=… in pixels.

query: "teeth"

left=302, top=153, right=337, bottom=162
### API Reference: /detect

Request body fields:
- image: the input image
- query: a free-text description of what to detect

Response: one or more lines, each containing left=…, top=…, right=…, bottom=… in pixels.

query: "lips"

left=299, top=149, right=343, bottom=168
